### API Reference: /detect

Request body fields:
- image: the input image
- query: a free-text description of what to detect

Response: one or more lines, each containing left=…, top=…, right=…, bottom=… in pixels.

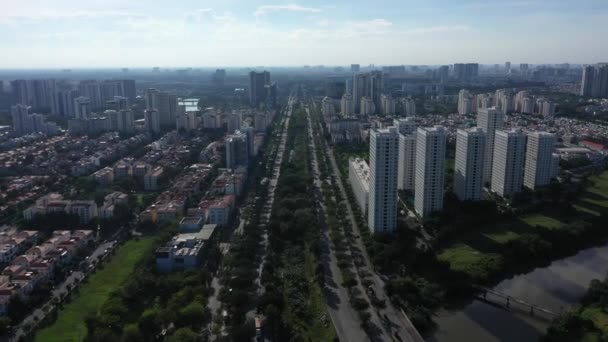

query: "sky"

left=1, top=0, right=607, bottom=68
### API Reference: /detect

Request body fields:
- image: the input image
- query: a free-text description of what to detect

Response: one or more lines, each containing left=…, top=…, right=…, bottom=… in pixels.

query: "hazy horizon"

left=2, top=0, right=608, bottom=68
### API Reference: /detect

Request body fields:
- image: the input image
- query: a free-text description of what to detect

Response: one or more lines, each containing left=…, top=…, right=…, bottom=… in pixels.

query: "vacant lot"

left=35, top=237, right=155, bottom=342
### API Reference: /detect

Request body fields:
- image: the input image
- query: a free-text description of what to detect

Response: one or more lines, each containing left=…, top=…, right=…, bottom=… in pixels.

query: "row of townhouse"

left=23, top=193, right=98, bottom=223
left=187, top=195, right=235, bottom=226
left=91, top=158, right=164, bottom=191
left=70, top=133, right=150, bottom=177
left=140, top=164, right=214, bottom=223
left=0, top=230, right=94, bottom=315
left=0, top=230, right=39, bottom=263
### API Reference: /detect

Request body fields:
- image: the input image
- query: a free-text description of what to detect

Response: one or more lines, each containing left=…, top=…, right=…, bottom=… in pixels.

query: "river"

left=429, top=243, right=608, bottom=342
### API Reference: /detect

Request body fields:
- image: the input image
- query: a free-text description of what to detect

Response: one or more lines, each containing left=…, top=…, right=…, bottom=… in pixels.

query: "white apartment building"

left=341, top=93, right=354, bottom=117
left=524, top=132, right=556, bottom=189
left=368, top=127, right=399, bottom=234
left=381, top=94, right=396, bottom=115
left=394, top=117, right=416, bottom=136
left=360, top=96, right=376, bottom=116
left=458, top=89, right=473, bottom=115
left=144, top=109, right=161, bottom=133
left=477, top=107, right=504, bottom=183
left=454, top=128, right=486, bottom=201
left=403, top=98, right=416, bottom=117
left=348, top=158, right=370, bottom=215
left=321, top=97, right=336, bottom=117
left=398, top=133, right=417, bottom=191
left=491, top=129, right=526, bottom=197
left=414, top=126, right=447, bottom=218
left=396, top=117, right=417, bottom=191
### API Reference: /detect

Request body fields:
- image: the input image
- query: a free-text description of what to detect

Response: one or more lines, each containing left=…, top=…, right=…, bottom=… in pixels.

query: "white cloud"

left=254, top=4, right=322, bottom=18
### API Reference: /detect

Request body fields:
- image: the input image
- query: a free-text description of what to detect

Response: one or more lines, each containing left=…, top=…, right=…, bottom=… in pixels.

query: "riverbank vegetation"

left=545, top=274, right=608, bottom=341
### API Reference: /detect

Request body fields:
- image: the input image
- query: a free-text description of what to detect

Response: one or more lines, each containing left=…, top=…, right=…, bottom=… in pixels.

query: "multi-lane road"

left=305, top=96, right=424, bottom=342
left=306, top=105, right=371, bottom=342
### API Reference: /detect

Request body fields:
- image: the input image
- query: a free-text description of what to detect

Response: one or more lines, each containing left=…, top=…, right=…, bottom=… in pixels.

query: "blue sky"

left=1, top=0, right=607, bottom=67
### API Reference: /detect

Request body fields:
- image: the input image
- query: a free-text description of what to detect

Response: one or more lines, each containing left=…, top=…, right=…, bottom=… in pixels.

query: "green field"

left=438, top=171, right=608, bottom=281
left=35, top=237, right=156, bottom=342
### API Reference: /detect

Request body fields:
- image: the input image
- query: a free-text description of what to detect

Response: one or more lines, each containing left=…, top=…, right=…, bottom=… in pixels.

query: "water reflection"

left=431, top=243, right=608, bottom=342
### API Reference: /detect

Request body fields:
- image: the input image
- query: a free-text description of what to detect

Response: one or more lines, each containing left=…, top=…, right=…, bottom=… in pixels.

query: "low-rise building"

left=24, top=194, right=99, bottom=223
left=144, top=167, right=164, bottom=191
left=155, top=225, right=217, bottom=273
left=348, top=158, right=370, bottom=215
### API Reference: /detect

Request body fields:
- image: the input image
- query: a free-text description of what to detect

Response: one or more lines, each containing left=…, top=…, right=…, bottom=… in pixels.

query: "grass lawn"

left=437, top=243, right=505, bottom=281
left=438, top=171, right=608, bottom=281
left=573, top=172, right=608, bottom=217
left=35, top=237, right=156, bottom=342
left=520, top=214, right=565, bottom=231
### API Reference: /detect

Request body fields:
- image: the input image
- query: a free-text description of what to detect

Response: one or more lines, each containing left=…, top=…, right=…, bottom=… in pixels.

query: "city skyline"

left=1, top=0, right=608, bottom=68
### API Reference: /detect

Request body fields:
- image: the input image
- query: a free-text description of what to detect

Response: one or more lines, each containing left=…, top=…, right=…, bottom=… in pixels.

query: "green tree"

left=121, top=323, right=143, bottom=342
left=167, top=327, right=198, bottom=342
left=177, top=302, right=206, bottom=329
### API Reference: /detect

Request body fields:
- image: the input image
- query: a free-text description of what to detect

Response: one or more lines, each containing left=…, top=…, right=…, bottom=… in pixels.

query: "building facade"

left=454, top=128, right=486, bottom=201
left=368, top=128, right=399, bottom=233
left=414, top=126, right=447, bottom=218
left=477, top=107, right=504, bottom=184
left=491, top=129, right=526, bottom=197
left=524, top=132, right=556, bottom=189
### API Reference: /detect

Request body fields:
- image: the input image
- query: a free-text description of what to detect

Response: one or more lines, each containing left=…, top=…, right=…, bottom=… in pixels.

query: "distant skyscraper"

left=74, top=96, right=91, bottom=119
left=437, top=65, right=449, bottom=83
left=368, top=127, right=399, bottom=234
left=520, top=63, right=529, bottom=74
left=11, top=104, right=57, bottom=136
left=249, top=71, right=271, bottom=108
left=453, top=63, right=479, bottom=80
left=524, top=132, right=556, bottom=189
left=505, top=61, right=511, bottom=74
left=144, top=89, right=177, bottom=127
left=580, top=64, right=608, bottom=97
left=369, top=71, right=384, bottom=111
left=340, top=93, right=354, bottom=116
left=116, top=110, right=135, bottom=134
left=415, top=126, right=447, bottom=218
left=352, top=73, right=369, bottom=114
left=458, top=89, right=473, bottom=115
left=321, top=97, right=336, bottom=117
left=144, top=109, right=161, bottom=133
left=381, top=94, right=396, bottom=115
left=351, top=64, right=360, bottom=73
left=212, top=69, right=226, bottom=86
left=78, top=80, right=103, bottom=108
left=454, top=128, right=486, bottom=201
left=360, top=96, right=375, bottom=116
left=477, top=107, right=504, bottom=184
left=491, top=129, right=526, bottom=197
left=57, top=89, right=80, bottom=118
left=403, top=98, right=416, bottom=117
left=10, top=79, right=57, bottom=113
left=11, top=104, right=29, bottom=135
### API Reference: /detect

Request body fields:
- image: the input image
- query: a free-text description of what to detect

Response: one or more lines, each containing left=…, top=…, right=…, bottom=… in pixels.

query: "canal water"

left=429, top=243, right=608, bottom=342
